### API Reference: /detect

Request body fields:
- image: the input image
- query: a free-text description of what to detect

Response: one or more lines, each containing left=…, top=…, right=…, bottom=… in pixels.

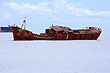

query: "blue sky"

left=0, top=0, right=110, bottom=31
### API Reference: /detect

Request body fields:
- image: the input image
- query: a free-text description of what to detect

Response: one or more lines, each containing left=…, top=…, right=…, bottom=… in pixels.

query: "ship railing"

left=86, top=27, right=101, bottom=30
left=97, top=28, right=102, bottom=31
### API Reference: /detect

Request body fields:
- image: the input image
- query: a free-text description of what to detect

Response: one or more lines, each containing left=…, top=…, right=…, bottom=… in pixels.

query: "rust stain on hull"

left=9, top=25, right=102, bottom=41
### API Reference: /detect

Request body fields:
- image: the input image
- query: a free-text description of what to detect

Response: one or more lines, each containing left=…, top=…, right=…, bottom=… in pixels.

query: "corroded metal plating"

left=9, top=25, right=102, bottom=40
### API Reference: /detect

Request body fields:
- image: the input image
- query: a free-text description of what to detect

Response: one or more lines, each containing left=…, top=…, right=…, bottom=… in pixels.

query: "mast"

left=21, top=16, right=26, bottom=30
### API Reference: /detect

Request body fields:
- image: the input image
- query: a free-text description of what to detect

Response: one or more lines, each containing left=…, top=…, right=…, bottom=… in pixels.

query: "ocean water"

left=0, top=31, right=110, bottom=73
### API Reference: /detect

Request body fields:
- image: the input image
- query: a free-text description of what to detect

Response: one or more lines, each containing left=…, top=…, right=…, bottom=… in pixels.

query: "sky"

left=0, top=0, right=110, bottom=32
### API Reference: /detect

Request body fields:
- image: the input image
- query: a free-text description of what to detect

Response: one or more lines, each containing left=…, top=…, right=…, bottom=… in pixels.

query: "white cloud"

left=0, top=0, right=110, bottom=28
left=2, top=0, right=110, bottom=16
left=3, top=2, right=52, bottom=14
left=53, top=0, right=110, bottom=16
left=70, top=8, right=110, bottom=16
left=0, top=0, right=110, bottom=30
left=3, top=0, right=110, bottom=17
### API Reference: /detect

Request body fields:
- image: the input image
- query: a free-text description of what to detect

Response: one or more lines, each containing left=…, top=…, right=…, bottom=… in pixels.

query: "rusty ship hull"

left=9, top=25, right=102, bottom=40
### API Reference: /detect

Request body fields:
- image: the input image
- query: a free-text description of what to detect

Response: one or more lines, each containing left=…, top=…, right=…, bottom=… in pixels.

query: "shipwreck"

left=9, top=18, right=102, bottom=40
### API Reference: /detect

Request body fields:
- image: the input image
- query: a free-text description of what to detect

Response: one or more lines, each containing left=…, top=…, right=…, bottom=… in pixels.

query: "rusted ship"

left=9, top=18, right=102, bottom=40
